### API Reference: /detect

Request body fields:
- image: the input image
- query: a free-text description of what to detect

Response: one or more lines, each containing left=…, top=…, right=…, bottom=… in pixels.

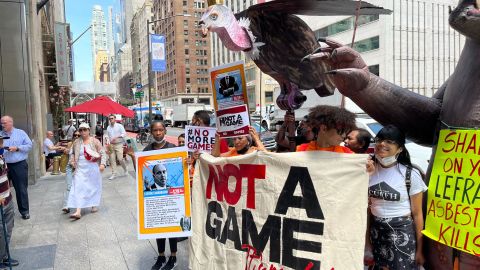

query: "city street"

left=8, top=135, right=189, bottom=270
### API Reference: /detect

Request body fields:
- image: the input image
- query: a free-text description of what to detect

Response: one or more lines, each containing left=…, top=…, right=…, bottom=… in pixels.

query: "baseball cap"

left=79, top=123, right=90, bottom=129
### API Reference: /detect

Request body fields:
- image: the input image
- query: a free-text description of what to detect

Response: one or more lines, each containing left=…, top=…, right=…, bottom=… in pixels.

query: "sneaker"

left=2, top=257, right=19, bottom=266
left=161, top=256, right=177, bottom=270
left=108, top=174, right=116, bottom=180
left=151, top=255, right=166, bottom=270
left=122, top=170, right=129, bottom=177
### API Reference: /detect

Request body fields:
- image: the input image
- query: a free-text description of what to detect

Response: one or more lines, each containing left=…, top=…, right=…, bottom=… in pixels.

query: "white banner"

left=216, top=105, right=250, bottom=138
left=184, top=125, right=217, bottom=153
left=189, top=151, right=369, bottom=270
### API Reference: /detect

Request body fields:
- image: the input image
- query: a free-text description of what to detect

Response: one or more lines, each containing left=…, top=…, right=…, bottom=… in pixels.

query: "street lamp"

left=147, top=13, right=192, bottom=126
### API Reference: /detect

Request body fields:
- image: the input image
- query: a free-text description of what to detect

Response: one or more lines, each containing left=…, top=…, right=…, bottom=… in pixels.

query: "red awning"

left=65, top=96, right=134, bottom=118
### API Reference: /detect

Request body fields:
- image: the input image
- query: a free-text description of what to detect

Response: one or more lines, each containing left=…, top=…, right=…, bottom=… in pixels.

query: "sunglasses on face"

left=73, top=134, right=80, bottom=137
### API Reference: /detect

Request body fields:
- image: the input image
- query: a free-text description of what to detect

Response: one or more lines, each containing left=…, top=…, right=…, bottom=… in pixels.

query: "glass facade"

left=314, top=15, right=379, bottom=38
left=353, top=36, right=379, bottom=53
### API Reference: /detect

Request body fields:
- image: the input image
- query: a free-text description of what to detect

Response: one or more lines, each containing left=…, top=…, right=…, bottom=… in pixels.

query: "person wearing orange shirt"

left=212, top=126, right=266, bottom=157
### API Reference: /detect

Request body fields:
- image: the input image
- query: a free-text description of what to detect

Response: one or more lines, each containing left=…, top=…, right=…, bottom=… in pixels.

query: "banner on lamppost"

left=150, top=34, right=166, bottom=72
left=54, top=22, right=69, bottom=86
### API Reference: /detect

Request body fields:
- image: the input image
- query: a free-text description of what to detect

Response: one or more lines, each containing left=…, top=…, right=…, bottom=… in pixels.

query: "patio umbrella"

left=65, top=96, right=135, bottom=118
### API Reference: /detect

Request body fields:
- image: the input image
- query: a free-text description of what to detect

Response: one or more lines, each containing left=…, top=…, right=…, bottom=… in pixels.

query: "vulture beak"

left=199, top=21, right=208, bottom=38
left=449, top=0, right=480, bottom=41
left=301, top=46, right=328, bottom=63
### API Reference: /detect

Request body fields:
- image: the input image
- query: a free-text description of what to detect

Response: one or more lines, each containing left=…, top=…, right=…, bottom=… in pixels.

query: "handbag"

left=83, top=145, right=100, bottom=162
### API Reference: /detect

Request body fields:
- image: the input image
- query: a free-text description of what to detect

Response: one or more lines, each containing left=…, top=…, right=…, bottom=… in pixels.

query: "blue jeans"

left=63, top=164, right=73, bottom=209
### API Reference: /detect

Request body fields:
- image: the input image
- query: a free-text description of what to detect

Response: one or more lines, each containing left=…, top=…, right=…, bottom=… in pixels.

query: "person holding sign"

left=141, top=121, right=180, bottom=270
left=212, top=126, right=266, bottom=157
left=368, top=125, right=427, bottom=270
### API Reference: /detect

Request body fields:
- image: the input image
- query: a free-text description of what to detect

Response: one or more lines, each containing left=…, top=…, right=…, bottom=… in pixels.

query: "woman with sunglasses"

left=67, top=123, right=107, bottom=219
left=212, top=126, right=266, bottom=157
left=367, top=125, right=427, bottom=269
left=296, top=105, right=357, bottom=153
left=61, top=131, right=80, bottom=213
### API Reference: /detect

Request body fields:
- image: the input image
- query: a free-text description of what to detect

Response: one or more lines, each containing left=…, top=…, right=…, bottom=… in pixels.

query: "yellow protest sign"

left=423, top=129, right=480, bottom=256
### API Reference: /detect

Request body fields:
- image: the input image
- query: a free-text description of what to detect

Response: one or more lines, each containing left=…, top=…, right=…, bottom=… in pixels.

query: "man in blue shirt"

left=0, top=116, right=32, bottom=220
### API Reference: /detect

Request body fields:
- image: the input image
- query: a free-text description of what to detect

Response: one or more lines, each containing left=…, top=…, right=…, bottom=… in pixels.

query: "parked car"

left=355, top=117, right=432, bottom=173
left=252, top=122, right=277, bottom=151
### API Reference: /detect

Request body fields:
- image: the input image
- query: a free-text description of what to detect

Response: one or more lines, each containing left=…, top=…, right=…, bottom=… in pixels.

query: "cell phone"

left=126, top=138, right=137, bottom=152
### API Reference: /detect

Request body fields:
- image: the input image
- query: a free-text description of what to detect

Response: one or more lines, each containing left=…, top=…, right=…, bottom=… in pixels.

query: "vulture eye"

left=210, top=14, right=218, bottom=20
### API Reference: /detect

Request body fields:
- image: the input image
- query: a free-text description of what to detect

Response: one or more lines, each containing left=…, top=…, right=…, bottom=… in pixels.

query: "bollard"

left=51, top=156, right=61, bottom=175
left=60, top=154, right=68, bottom=173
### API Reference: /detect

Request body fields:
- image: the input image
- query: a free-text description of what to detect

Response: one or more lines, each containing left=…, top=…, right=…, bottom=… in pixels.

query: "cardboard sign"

left=135, top=147, right=192, bottom=239
left=209, top=61, right=248, bottom=111
left=184, top=125, right=217, bottom=153
left=215, top=105, right=250, bottom=138
left=189, top=151, right=369, bottom=270
left=423, top=129, right=480, bottom=256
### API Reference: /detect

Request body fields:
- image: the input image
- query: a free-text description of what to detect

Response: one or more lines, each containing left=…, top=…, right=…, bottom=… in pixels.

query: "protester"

left=95, top=121, right=103, bottom=140
left=61, top=131, right=80, bottom=214
left=191, top=110, right=228, bottom=152
left=212, top=126, right=266, bottom=157
left=43, top=131, right=65, bottom=169
left=367, top=125, right=427, bottom=269
left=275, top=114, right=315, bottom=151
left=344, top=128, right=372, bottom=154
left=106, top=114, right=127, bottom=180
left=140, top=121, right=179, bottom=270
left=0, top=116, right=33, bottom=220
left=0, top=134, right=19, bottom=268
left=62, top=119, right=77, bottom=140
left=67, top=123, right=106, bottom=220
left=177, top=133, right=185, bottom=147
left=296, top=105, right=356, bottom=153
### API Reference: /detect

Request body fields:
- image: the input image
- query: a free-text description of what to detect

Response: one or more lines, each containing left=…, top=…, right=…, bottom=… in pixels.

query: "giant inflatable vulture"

left=200, top=0, right=390, bottom=111
left=304, top=0, right=480, bottom=268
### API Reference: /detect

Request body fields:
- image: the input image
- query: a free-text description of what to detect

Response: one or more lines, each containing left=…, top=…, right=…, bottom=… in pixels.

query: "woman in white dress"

left=67, top=123, right=107, bottom=219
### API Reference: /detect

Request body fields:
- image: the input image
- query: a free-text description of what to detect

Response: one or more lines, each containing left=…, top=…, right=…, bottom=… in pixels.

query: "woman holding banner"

left=368, top=125, right=427, bottom=269
left=212, top=126, right=266, bottom=157
left=296, top=105, right=356, bottom=153
left=141, top=121, right=180, bottom=270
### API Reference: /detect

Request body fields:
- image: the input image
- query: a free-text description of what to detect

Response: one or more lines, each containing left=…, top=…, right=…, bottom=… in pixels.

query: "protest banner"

left=184, top=125, right=216, bottom=153
left=135, top=147, right=192, bottom=239
left=423, top=130, right=480, bottom=256
left=189, top=151, right=369, bottom=270
left=215, top=105, right=250, bottom=138
left=209, top=61, right=248, bottom=111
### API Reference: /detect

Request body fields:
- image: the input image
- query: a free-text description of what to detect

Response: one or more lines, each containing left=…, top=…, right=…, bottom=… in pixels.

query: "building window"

left=186, top=68, right=190, bottom=74
left=353, top=36, right=379, bottom=53
left=185, top=49, right=189, bottom=55
left=369, top=64, right=380, bottom=76
left=184, top=30, right=189, bottom=35
left=183, top=0, right=187, bottom=6
left=314, top=15, right=379, bottom=38
left=186, top=78, right=190, bottom=83
left=184, top=20, right=188, bottom=26
left=184, top=39, right=189, bottom=45
left=198, top=98, right=210, bottom=105
left=265, top=91, right=273, bottom=103
left=181, top=98, right=194, bottom=104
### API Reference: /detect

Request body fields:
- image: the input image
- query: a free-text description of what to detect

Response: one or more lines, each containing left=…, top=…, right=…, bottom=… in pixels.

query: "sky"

left=65, top=0, right=116, bottom=82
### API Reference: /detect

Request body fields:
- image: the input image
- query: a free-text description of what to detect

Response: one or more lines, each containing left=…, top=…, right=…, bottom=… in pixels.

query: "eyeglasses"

left=374, top=138, right=398, bottom=145
left=79, top=128, right=88, bottom=132
left=73, top=134, right=80, bottom=137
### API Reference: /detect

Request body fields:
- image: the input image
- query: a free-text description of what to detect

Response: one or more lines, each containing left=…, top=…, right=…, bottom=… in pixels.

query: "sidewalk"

left=8, top=156, right=189, bottom=270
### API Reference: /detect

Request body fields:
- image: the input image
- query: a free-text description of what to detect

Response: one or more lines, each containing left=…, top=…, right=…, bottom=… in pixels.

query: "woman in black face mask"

left=212, top=126, right=266, bottom=157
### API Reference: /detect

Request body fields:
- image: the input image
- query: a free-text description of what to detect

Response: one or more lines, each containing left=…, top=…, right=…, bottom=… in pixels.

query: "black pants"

left=7, top=160, right=29, bottom=215
left=156, top=238, right=178, bottom=254
left=45, top=152, right=62, bottom=169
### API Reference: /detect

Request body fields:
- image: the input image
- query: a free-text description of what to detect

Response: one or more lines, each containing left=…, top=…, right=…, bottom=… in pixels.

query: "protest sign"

left=215, top=105, right=250, bottom=138
left=184, top=125, right=216, bottom=153
left=209, top=61, right=248, bottom=111
left=189, top=151, right=369, bottom=270
left=135, top=147, right=192, bottom=239
left=424, top=129, right=480, bottom=256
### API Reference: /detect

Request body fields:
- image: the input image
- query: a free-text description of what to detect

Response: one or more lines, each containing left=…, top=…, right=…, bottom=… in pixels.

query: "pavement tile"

left=88, top=243, right=128, bottom=270
left=119, top=240, right=157, bottom=270
left=54, top=242, right=90, bottom=270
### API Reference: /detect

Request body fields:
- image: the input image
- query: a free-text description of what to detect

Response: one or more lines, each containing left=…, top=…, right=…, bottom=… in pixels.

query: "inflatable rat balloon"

left=305, top=0, right=480, bottom=269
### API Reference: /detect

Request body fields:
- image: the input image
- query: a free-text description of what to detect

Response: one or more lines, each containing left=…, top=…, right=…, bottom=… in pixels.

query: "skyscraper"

left=106, top=6, right=115, bottom=57
left=91, top=5, right=107, bottom=80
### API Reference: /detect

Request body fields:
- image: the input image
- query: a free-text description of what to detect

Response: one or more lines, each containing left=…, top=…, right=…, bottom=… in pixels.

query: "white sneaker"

left=108, top=174, right=116, bottom=180
left=122, top=170, right=129, bottom=177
